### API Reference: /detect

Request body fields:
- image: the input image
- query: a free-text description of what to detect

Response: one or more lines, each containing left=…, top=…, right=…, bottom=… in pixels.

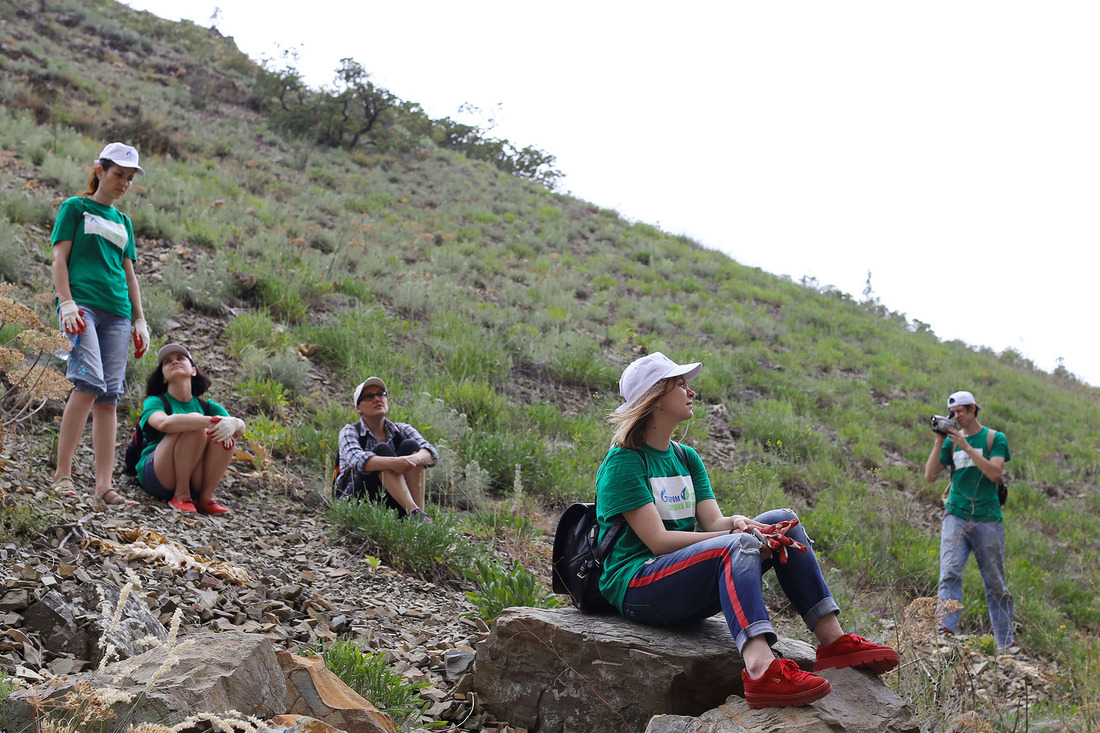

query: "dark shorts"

left=141, top=453, right=195, bottom=502
left=342, top=438, right=420, bottom=516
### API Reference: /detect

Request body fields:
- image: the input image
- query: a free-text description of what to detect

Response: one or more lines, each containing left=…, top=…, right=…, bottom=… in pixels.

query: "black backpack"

left=551, top=442, right=688, bottom=612
left=123, top=395, right=211, bottom=476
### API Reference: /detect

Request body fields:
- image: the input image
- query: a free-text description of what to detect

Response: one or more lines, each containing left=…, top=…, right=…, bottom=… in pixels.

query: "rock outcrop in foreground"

left=472, top=607, right=919, bottom=733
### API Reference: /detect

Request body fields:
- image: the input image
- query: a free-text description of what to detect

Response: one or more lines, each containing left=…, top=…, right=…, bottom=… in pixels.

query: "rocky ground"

left=0, top=447, right=530, bottom=731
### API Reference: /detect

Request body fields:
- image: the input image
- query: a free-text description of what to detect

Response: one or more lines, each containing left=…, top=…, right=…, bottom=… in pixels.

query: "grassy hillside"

left=2, top=0, right=1099, bottom=726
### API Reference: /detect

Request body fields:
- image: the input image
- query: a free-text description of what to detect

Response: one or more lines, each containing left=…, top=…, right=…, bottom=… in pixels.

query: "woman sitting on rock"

left=596, top=352, right=898, bottom=709
left=135, top=343, right=244, bottom=514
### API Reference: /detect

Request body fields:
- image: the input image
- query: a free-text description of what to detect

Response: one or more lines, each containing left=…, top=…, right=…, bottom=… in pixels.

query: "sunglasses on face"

left=361, top=391, right=387, bottom=401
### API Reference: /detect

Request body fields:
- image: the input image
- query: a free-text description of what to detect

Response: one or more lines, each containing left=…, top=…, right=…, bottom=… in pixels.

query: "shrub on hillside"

left=327, top=498, right=488, bottom=580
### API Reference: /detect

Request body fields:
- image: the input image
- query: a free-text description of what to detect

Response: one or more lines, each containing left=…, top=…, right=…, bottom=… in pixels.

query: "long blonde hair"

left=608, top=378, right=675, bottom=450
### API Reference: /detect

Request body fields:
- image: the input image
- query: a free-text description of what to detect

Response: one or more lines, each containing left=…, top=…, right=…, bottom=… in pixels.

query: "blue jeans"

left=59, top=303, right=130, bottom=404
left=621, top=508, right=840, bottom=653
left=938, top=513, right=1015, bottom=646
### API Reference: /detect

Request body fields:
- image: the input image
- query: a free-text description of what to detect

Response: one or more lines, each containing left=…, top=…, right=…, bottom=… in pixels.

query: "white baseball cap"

left=947, top=390, right=980, bottom=410
left=616, top=352, right=702, bottom=413
left=353, top=377, right=387, bottom=405
left=96, top=142, right=145, bottom=175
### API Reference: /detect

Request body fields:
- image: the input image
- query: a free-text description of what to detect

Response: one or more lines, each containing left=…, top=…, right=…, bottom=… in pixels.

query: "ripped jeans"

left=620, top=508, right=839, bottom=653
left=937, top=513, right=1014, bottom=646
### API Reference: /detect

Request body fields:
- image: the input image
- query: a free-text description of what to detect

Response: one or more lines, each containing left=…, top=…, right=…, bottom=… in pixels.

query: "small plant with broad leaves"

left=463, top=558, right=559, bottom=624
left=317, top=639, right=431, bottom=731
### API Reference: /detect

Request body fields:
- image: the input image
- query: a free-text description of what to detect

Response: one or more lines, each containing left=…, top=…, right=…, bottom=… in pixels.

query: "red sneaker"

left=168, top=497, right=197, bottom=513
left=197, top=500, right=231, bottom=515
left=815, top=633, right=899, bottom=673
left=742, top=658, right=832, bottom=709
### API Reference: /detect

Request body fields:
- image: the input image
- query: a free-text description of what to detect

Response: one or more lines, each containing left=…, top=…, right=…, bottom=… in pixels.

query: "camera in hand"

left=930, top=415, right=958, bottom=435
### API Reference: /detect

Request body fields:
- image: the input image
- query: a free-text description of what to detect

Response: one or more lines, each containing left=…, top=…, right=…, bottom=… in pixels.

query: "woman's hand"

left=59, top=300, right=85, bottom=335
left=206, top=416, right=238, bottom=448
left=132, top=319, right=149, bottom=358
left=728, top=514, right=772, bottom=533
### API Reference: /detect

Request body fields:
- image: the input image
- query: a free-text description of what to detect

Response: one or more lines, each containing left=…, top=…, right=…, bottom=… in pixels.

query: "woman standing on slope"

left=51, top=142, right=150, bottom=506
left=596, top=352, right=898, bottom=709
left=135, top=343, right=244, bottom=514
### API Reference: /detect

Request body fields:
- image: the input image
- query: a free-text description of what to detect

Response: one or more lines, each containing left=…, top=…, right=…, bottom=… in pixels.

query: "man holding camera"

left=924, top=390, right=1014, bottom=648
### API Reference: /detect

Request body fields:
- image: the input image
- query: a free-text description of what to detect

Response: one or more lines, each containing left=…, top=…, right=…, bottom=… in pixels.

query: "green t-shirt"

left=51, top=196, right=137, bottom=319
left=135, top=393, right=228, bottom=483
left=595, top=443, right=714, bottom=611
left=940, top=426, right=1011, bottom=522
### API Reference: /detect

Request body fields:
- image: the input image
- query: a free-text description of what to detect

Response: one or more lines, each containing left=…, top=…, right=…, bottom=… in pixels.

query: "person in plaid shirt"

left=336, top=376, right=437, bottom=521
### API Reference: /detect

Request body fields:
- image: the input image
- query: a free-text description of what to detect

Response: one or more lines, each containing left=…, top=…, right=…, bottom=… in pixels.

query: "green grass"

left=326, top=499, right=489, bottom=580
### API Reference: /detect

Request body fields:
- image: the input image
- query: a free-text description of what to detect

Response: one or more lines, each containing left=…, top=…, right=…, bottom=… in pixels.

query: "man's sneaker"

left=168, top=496, right=197, bottom=513
left=742, top=658, right=832, bottom=709
left=814, top=633, right=899, bottom=673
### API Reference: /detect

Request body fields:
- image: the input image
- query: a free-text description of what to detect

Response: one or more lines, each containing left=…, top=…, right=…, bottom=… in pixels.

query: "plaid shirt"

left=337, top=418, right=438, bottom=482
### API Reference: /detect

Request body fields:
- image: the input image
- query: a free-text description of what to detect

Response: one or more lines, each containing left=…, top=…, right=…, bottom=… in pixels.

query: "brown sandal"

left=96, top=489, right=137, bottom=507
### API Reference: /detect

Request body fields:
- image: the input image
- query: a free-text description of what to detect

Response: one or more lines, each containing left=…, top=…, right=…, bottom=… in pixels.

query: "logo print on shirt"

left=659, top=486, right=688, bottom=503
left=83, top=212, right=128, bottom=250
left=649, top=475, right=696, bottom=521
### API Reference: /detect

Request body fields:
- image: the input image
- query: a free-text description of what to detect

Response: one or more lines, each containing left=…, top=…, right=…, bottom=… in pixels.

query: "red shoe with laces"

left=814, top=633, right=899, bottom=673
left=197, top=500, right=231, bottom=515
left=168, top=497, right=196, bottom=513
left=742, top=658, right=832, bottom=709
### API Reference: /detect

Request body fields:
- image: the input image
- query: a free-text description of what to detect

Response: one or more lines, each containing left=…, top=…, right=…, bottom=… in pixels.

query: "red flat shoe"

left=197, top=500, right=231, bottom=515
left=169, top=497, right=197, bottom=513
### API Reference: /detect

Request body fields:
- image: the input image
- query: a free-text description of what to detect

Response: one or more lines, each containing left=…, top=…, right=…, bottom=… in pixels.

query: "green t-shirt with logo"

left=941, top=426, right=1011, bottom=522
left=51, top=196, right=137, bottom=319
left=135, top=393, right=229, bottom=483
left=596, top=443, right=714, bottom=611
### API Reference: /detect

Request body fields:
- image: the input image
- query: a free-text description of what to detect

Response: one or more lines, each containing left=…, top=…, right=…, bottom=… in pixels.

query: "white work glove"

left=132, top=318, right=150, bottom=359
left=206, top=416, right=239, bottom=447
left=59, top=300, right=86, bottom=335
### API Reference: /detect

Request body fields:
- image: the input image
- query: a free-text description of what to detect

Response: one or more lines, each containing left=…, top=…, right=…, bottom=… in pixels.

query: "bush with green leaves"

left=327, top=498, right=488, bottom=580
left=238, top=344, right=312, bottom=398
left=237, top=377, right=290, bottom=416
left=318, top=640, right=428, bottom=730
left=224, top=309, right=296, bottom=358
left=463, top=558, right=559, bottom=623
left=161, top=252, right=232, bottom=314
left=140, top=286, right=179, bottom=336
left=0, top=498, right=53, bottom=544
left=0, top=218, right=27, bottom=284
left=243, top=414, right=297, bottom=458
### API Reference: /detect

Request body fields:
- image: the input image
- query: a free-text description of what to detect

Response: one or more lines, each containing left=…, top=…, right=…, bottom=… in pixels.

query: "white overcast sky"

left=126, top=1, right=1100, bottom=387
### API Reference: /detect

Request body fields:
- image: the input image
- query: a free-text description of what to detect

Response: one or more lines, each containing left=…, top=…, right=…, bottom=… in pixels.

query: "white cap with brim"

left=353, top=376, right=387, bottom=405
left=616, top=352, right=702, bottom=413
left=96, top=142, right=145, bottom=175
left=948, top=390, right=980, bottom=410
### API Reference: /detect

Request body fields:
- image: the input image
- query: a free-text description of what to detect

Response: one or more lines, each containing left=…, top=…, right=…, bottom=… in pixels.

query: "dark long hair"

left=84, top=160, right=115, bottom=196
left=145, top=357, right=212, bottom=398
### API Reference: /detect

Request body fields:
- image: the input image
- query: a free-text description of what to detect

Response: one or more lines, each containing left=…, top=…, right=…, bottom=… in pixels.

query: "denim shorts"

left=59, top=303, right=130, bottom=404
